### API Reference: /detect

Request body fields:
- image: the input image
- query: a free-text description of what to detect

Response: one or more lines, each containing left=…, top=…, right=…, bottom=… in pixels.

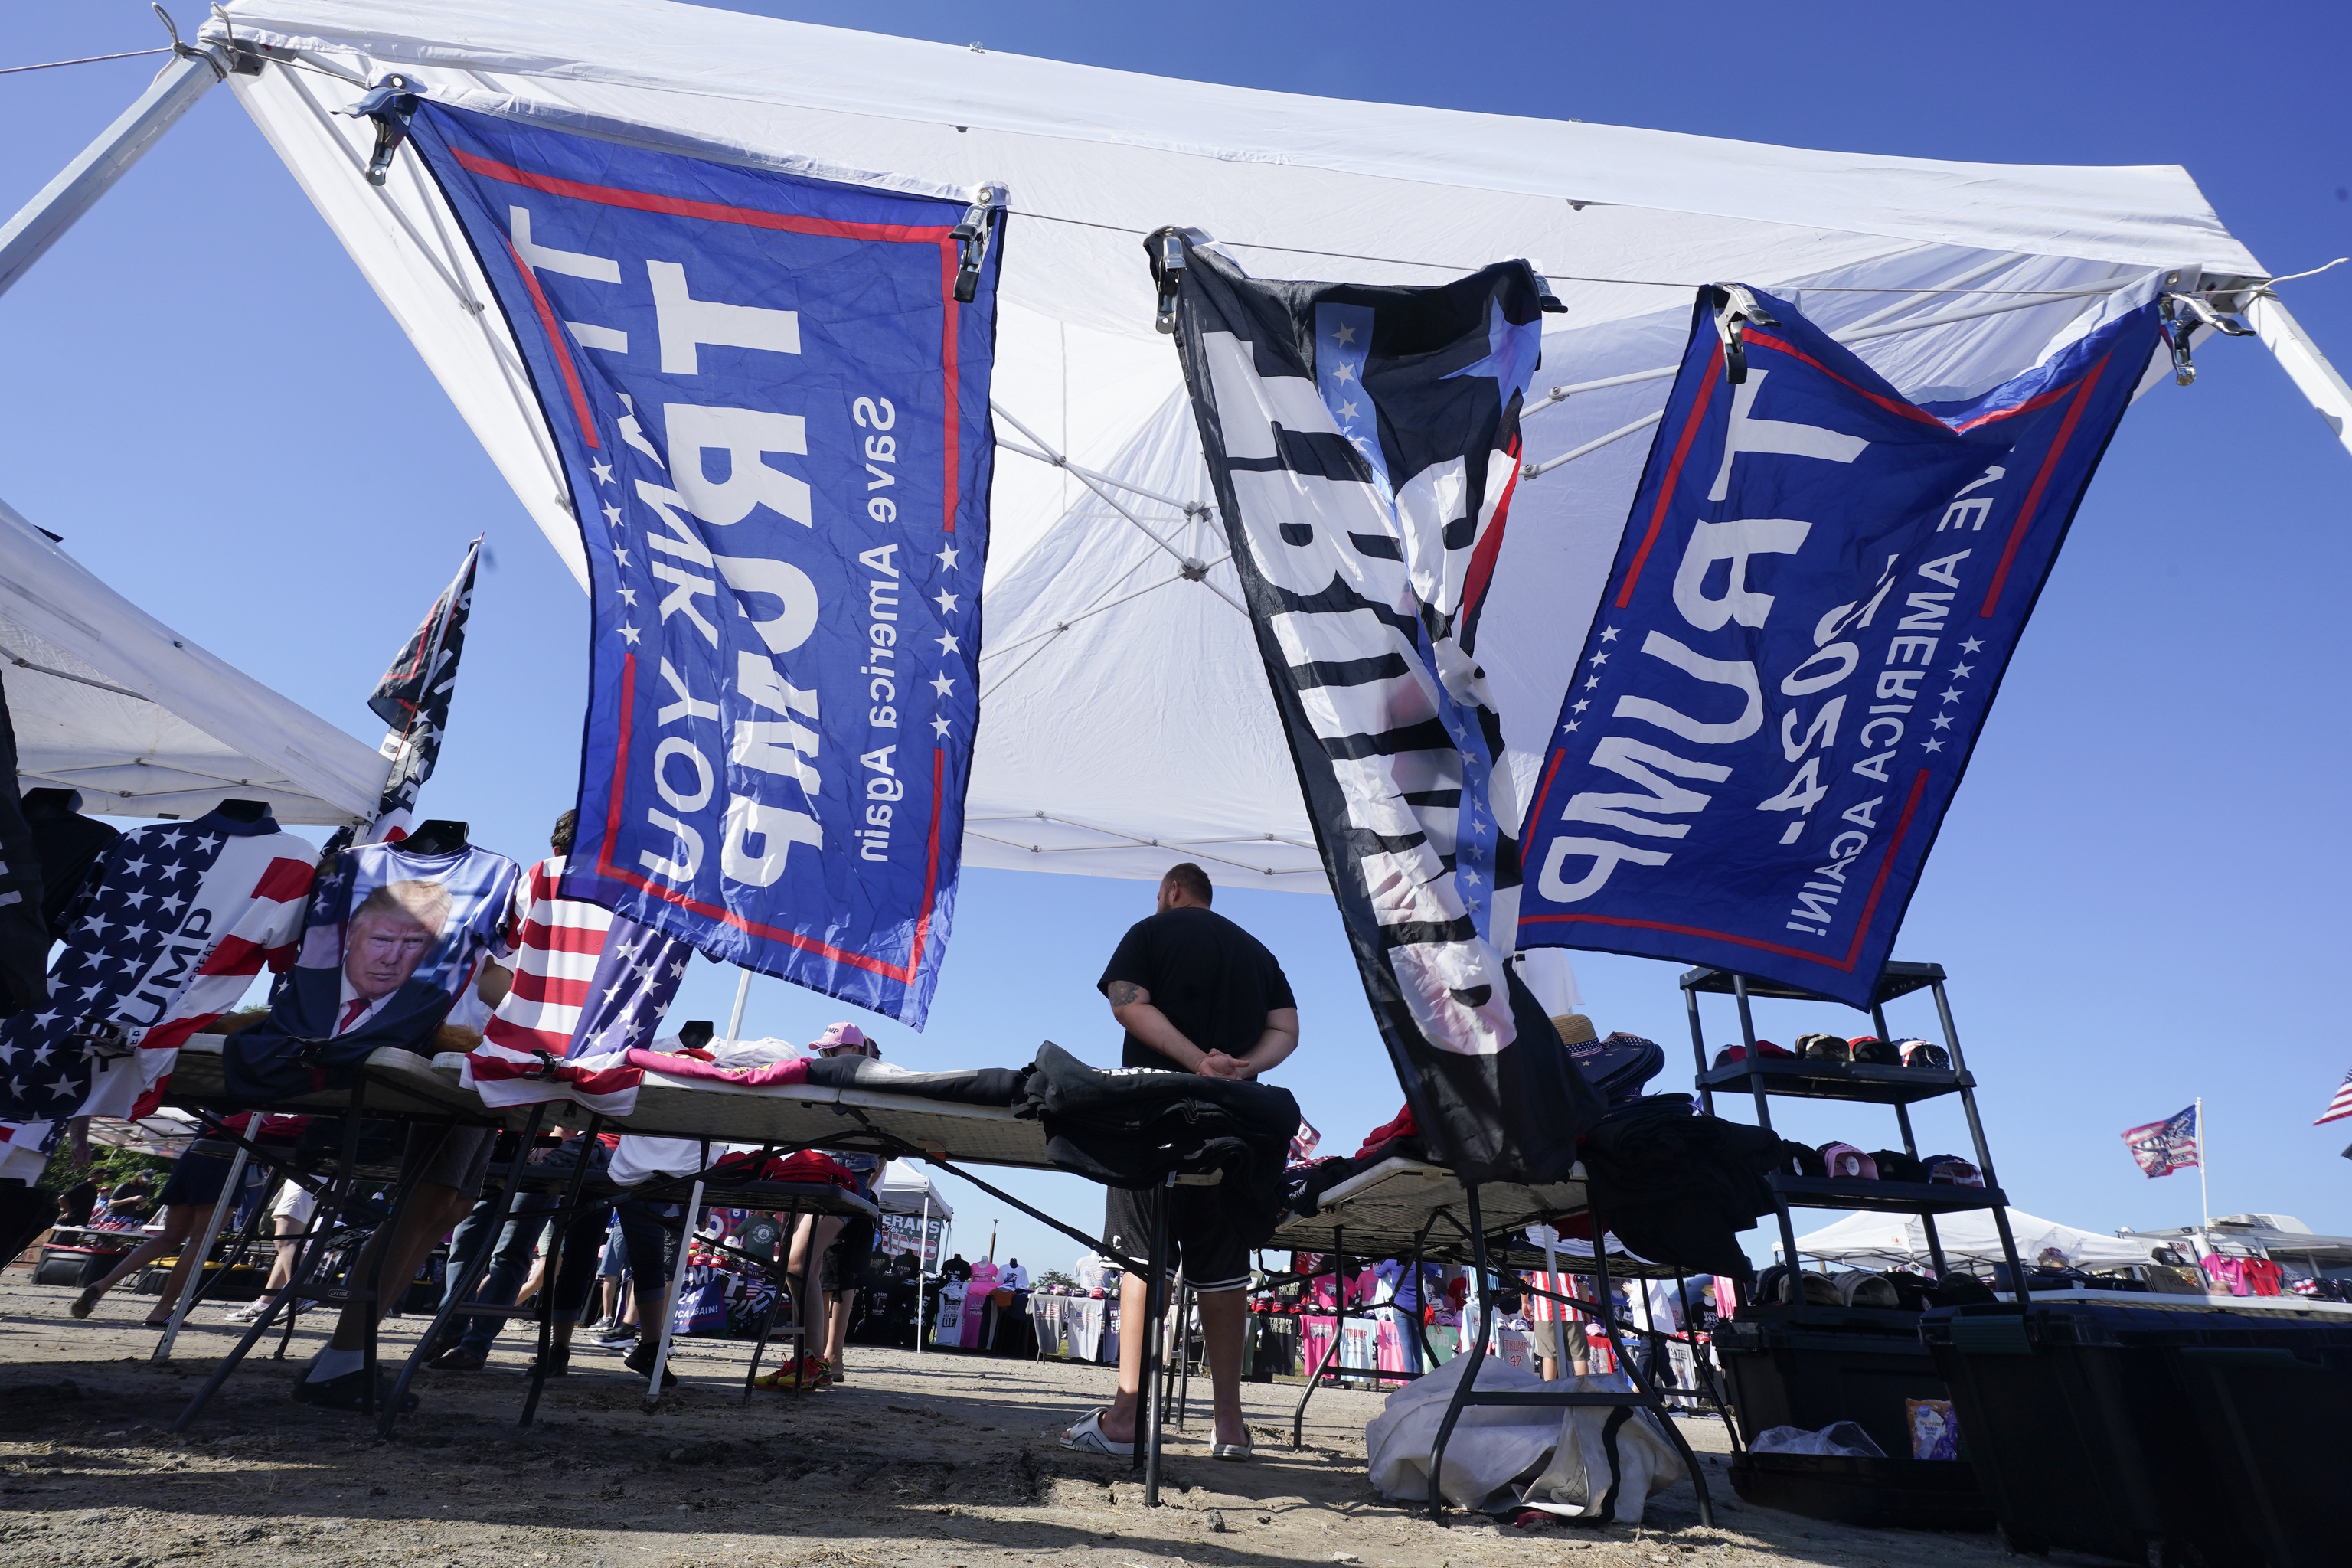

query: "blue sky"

left=2, top=2, right=2347, bottom=1275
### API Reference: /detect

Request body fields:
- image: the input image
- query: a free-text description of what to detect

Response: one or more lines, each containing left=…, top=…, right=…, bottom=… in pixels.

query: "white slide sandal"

left=1060, top=1407, right=1135, bottom=1459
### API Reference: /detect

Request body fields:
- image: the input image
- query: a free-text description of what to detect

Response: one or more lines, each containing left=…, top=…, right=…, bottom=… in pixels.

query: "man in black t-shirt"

left=1060, top=863, right=1299, bottom=1462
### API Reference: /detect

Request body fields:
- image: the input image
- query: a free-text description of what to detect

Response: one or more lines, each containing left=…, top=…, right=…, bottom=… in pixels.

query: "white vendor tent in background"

left=876, top=1158, right=954, bottom=1222
left=165, top=0, right=2335, bottom=889
left=0, top=494, right=390, bottom=825
left=1791, top=1207, right=2158, bottom=1272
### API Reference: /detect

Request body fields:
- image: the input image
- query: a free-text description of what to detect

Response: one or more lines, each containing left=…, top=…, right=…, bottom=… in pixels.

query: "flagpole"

left=2197, top=1096, right=2210, bottom=1236
left=723, top=968, right=753, bottom=1047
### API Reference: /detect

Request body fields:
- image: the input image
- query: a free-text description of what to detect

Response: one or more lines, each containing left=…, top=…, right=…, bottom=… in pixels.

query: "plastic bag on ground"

left=1749, top=1420, right=1886, bottom=1458
left=1366, top=1348, right=1557, bottom=1511
left=1513, top=1371, right=1690, bottom=1525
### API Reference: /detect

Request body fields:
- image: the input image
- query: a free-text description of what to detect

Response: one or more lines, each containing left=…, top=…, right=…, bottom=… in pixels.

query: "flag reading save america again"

left=1158, top=236, right=1603, bottom=1185
left=404, top=103, right=1001, bottom=1027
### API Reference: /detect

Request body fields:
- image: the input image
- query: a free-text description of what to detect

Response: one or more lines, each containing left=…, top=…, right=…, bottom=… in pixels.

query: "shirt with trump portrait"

left=224, top=841, right=520, bottom=1095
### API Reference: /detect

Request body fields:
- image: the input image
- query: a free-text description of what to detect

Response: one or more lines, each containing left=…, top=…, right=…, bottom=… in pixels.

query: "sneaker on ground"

left=594, top=1327, right=639, bottom=1348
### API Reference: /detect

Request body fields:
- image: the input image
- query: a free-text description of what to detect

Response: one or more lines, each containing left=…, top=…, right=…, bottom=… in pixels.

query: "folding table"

left=1267, top=1156, right=1715, bottom=1526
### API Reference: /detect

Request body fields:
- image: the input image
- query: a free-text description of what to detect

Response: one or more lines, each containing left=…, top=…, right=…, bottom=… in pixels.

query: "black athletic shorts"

left=1102, top=1183, right=1250, bottom=1294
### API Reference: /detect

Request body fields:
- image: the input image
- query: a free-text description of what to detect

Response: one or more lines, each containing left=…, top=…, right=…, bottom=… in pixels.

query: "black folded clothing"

left=1016, top=1042, right=1298, bottom=1248
left=1577, top=1099, right=1792, bottom=1276
left=805, top=1055, right=1027, bottom=1106
left=1568, top=1031, right=1667, bottom=1104
left=1848, top=1036, right=1900, bottom=1065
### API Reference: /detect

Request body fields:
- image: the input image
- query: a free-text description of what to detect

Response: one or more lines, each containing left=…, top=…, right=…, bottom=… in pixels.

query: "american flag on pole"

left=368, top=537, right=479, bottom=841
left=2122, top=1104, right=2201, bottom=1178
left=2316, top=1068, right=2352, bottom=1127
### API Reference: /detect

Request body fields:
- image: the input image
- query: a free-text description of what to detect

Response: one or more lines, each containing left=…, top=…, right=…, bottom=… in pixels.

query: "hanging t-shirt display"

left=224, top=839, right=520, bottom=1100
left=0, top=809, right=315, bottom=1181
left=457, top=853, right=691, bottom=1116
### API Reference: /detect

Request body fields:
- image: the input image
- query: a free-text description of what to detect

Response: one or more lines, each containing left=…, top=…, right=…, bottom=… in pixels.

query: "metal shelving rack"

left=1681, top=960, right=2027, bottom=1296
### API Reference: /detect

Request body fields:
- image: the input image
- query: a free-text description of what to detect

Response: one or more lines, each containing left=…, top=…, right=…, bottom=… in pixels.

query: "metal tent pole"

left=722, top=969, right=753, bottom=1046
left=0, top=44, right=238, bottom=298
left=2250, top=295, right=2352, bottom=462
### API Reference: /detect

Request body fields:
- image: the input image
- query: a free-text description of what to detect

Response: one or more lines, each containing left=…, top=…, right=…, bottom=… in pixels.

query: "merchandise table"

left=1267, top=1156, right=1713, bottom=1526
left=154, top=1036, right=1211, bottom=1501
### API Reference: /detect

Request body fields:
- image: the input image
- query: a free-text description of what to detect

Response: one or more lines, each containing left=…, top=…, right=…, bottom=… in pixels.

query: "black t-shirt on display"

left=1097, top=906, right=1296, bottom=1070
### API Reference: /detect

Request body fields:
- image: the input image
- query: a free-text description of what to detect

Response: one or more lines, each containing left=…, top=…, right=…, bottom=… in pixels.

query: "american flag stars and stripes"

left=460, top=854, right=691, bottom=1116
left=0, top=811, right=313, bottom=1151
left=2316, top=1068, right=2352, bottom=1127
left=2122, top=1104, right=2201, bottom=1178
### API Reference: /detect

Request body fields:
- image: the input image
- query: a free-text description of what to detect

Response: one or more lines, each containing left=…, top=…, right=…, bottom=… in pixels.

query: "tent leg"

left=0, top=50, right=230, bottom=298
left=2251, top=295, right=2352, bottom=462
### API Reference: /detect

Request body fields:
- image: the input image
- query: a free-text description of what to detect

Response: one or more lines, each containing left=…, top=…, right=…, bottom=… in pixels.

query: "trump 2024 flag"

left=406, top=103, right=1001, bottom=1027
left=2123, top=1105, right=2200, bottom=1178
left=1517, top=286, right=2159, bottom=1007
left=1160, top=237, right=1602, bottom=1185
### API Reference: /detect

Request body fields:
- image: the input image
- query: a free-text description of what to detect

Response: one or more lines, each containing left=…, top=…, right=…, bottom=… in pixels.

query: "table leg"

left=1289, top=1226, right=1344, bottom=1450
left=1138, top=1175, right=1172, bottom=1503
left=1425, top=1187, right=1492, bottom=1525
left=152, top=1145, right=249, bottom=1363
left=643, top=1177, right=704, bottom=1410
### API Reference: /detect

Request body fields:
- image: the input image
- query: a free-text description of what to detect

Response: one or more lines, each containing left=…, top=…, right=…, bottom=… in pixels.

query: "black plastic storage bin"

left=1922, top=1295, right=2352, bottom=1566
left=1713, top=1302, right=1950, bottom=1460
left=1728, top=1452, right=1991, bottom=1530
left=33, top=1244, right=128, bottom=1288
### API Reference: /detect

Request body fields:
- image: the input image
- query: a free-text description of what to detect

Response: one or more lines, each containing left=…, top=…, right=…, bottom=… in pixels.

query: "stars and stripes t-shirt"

left=462, top=856, right=690, bottom=1116
left=0, top=812, right=314, bottom=1166
left=481, top=857, right=615, bottom=1058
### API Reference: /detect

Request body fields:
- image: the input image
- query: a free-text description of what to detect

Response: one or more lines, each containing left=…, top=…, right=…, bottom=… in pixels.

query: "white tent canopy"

left=876, top=1158, right=953, bottom=1223
left=1791, top=1207, right=2159, bottom=1271
left=203, top=0, right=2273, bottom=885
left=0, top=494, right=390, bottom=825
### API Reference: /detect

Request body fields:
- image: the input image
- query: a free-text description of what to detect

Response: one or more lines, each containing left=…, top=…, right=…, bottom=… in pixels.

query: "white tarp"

left=203, top=0, right=2267, bottom=887
left=1791, top=1207, right=2159, bottom=1270
left=875, top=1157, right=952, bottom=1222
left=0, top=494, right=390, bottom=825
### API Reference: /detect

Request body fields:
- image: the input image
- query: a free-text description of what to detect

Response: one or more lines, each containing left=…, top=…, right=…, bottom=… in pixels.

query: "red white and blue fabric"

left=0, top=811, right=313, bottom=1181
left=1518, top=286, right=2161, bottom=1008
left=2315, top=1067, right=2352, bottom=1127
left=400, top=103, right=1000, bottom=1027
left=2122, top=1104, right=2200, bottom=1178
left=460, top=855, right=689, bottom=1116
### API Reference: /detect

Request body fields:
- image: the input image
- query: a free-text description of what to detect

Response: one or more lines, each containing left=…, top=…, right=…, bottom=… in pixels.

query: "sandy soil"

left=0, top=1269, right=2030, bottom=1568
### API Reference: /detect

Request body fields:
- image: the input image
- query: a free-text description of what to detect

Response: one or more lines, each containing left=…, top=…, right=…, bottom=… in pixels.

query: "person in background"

left=1063, top=862, right=1300, bottom=1463
left=782, top=1022, right=884, bottom=1386
left=70, top=1122, right=260, bottom=1327
left=221, top=1174, right=320, bottom=1325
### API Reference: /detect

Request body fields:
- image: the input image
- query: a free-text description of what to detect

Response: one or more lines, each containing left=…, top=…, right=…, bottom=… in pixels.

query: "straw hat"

left=1550, top=1012, right=1598, bottom=1046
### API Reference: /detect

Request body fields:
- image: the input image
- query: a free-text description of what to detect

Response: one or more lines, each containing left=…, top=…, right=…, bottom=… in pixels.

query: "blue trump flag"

left=1517, top=286, right=2158, bottom=1006
left=404, top=103, right=1000, bottom=1026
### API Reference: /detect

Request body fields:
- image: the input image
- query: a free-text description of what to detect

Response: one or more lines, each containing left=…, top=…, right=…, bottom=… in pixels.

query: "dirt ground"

left=0, top=1268, right=2037, bottom=1568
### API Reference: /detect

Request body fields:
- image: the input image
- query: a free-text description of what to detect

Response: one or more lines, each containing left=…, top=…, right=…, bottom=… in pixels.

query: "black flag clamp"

left=342, top=75, right=425, bottom=187
left=949, top=185, right=1004, bottom=305
left=1709, top=283, right=1777, bottom=384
